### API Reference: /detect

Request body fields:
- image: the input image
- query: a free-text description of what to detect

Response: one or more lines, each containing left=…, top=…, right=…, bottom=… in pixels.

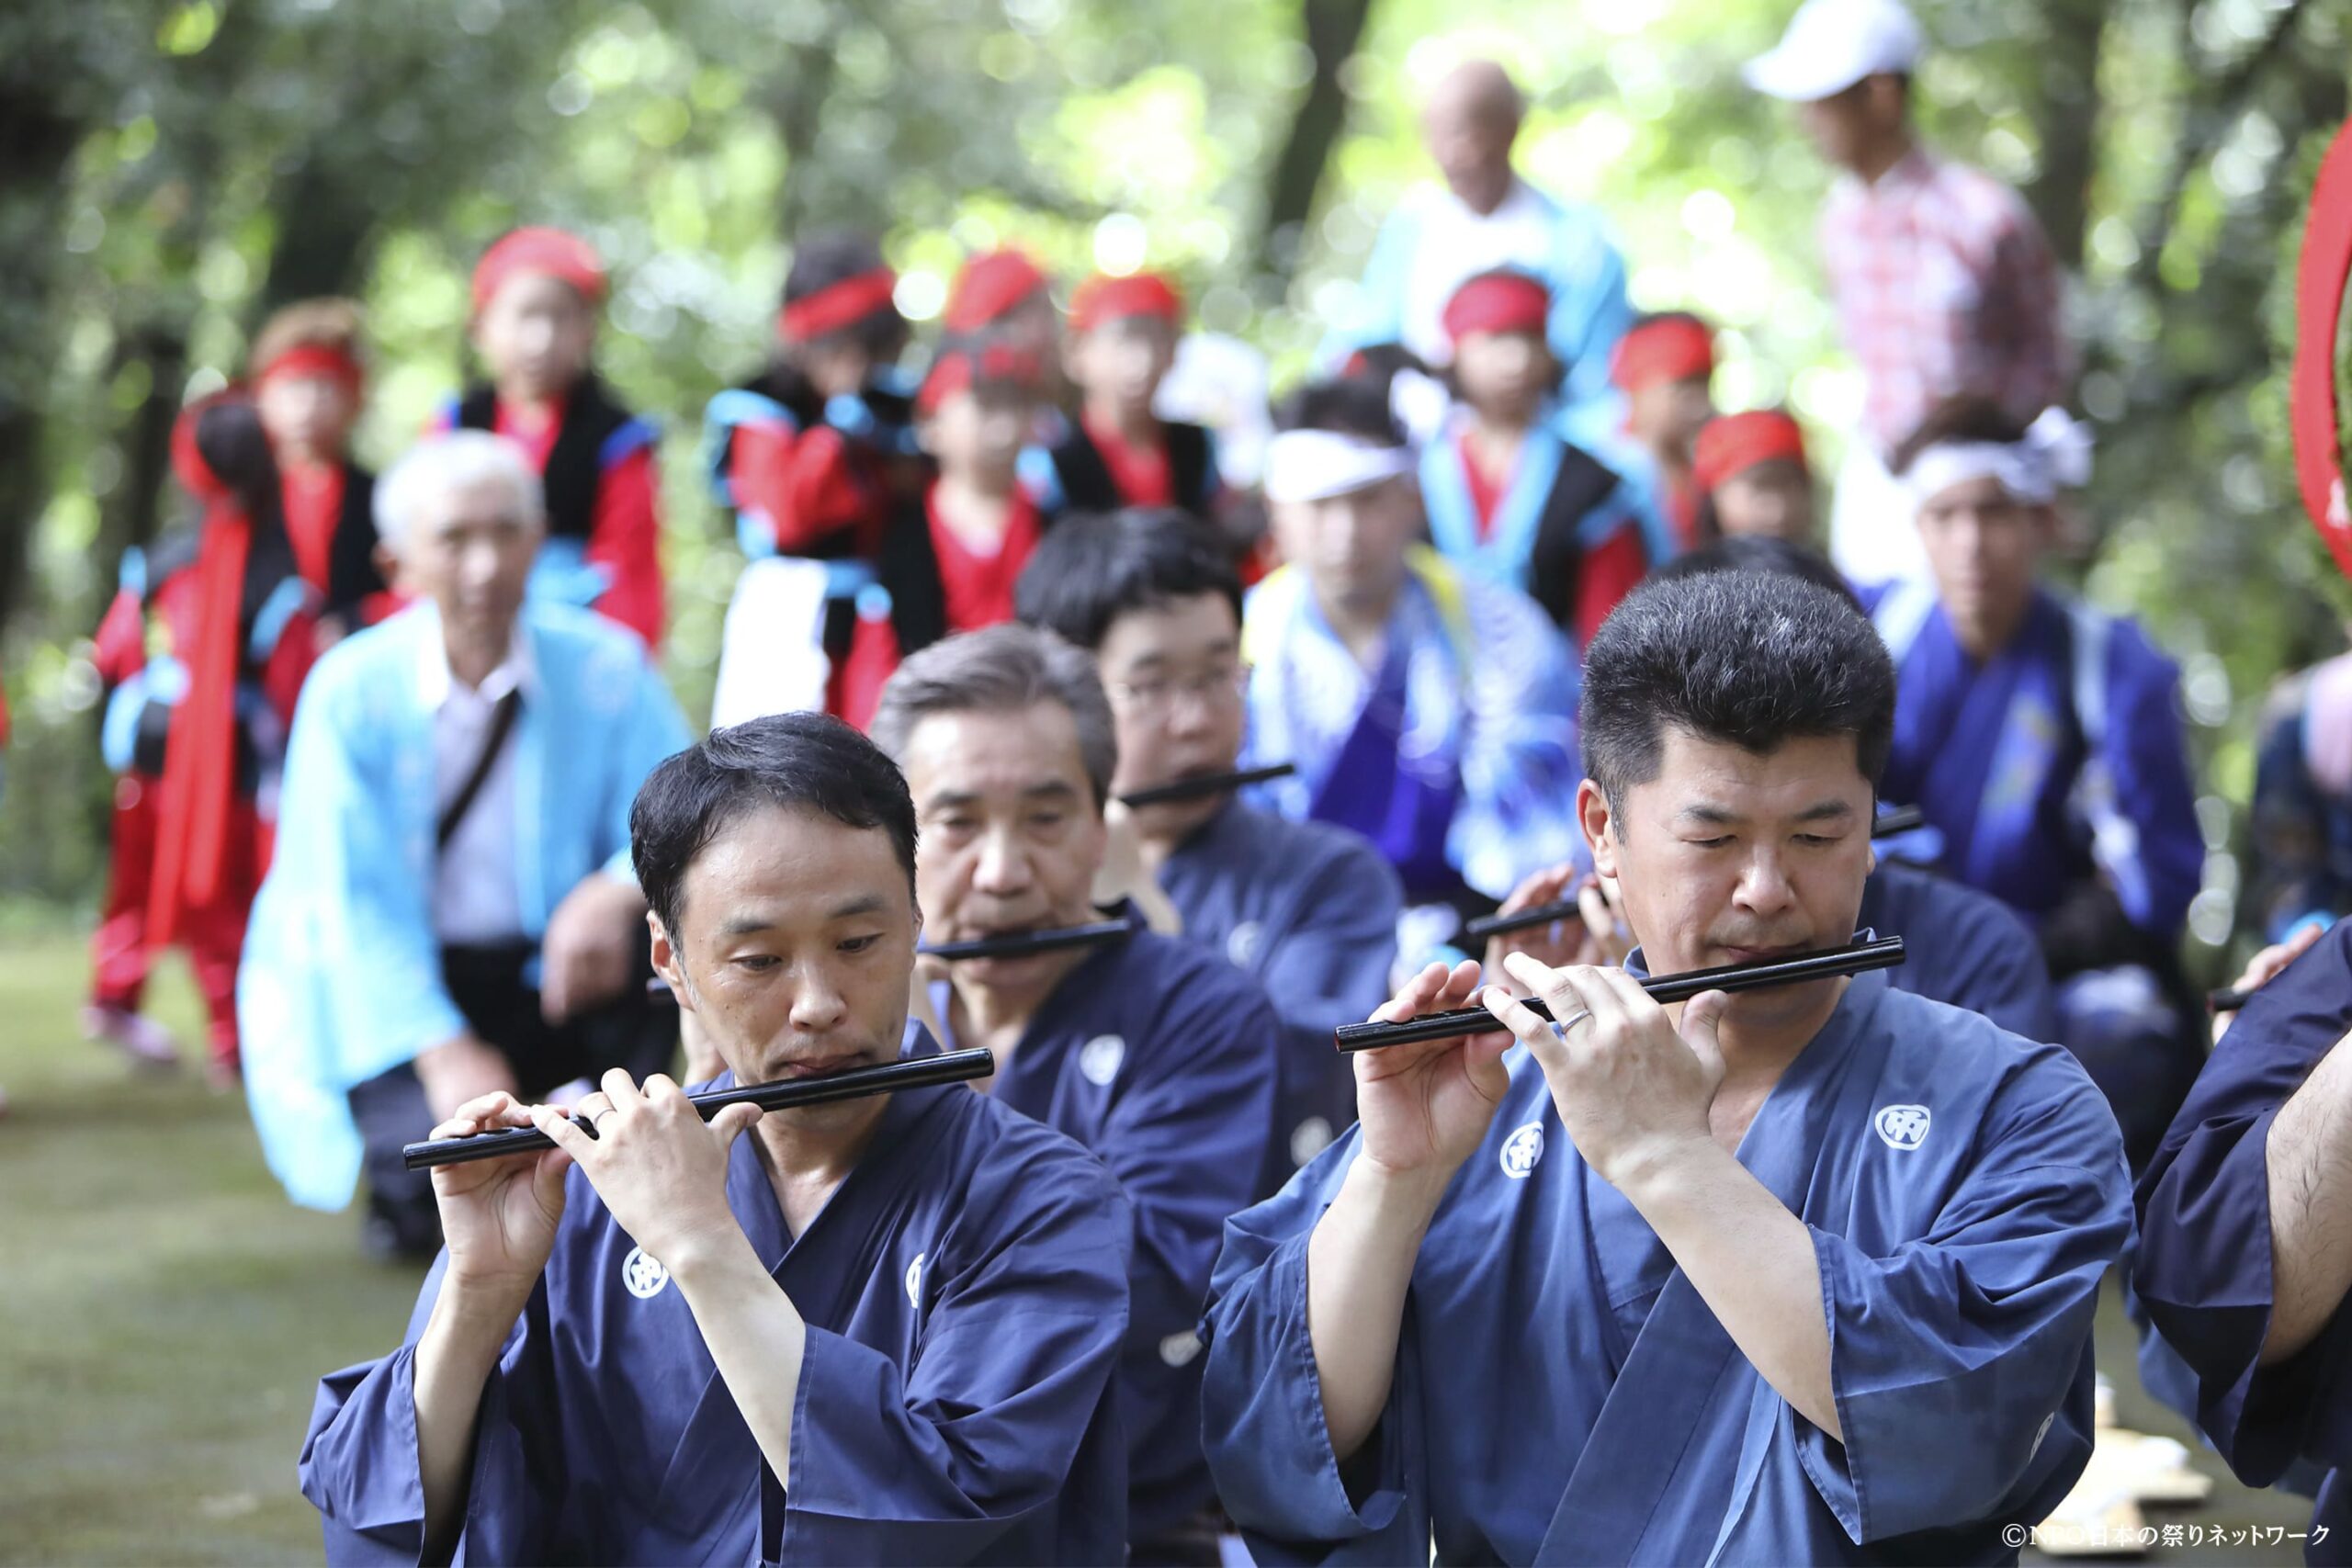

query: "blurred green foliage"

left=1, top=0, right=2348, bottom=968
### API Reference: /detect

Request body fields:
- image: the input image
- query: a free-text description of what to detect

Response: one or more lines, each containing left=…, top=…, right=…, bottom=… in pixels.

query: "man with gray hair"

left=871, top=622, right=1285, bottom=1563
left=238, top=430, right=690, bottom=1258
left=1325, top=56, right=1632, bottom=412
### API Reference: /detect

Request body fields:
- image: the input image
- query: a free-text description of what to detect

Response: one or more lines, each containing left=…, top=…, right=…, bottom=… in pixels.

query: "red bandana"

left=1609, top=316, right=1715, bottom=392
left=1069, top=271, right=1182, bottom=334
left=781, top=268, right=899, bottom=343
left=471, top=226, right=607, bottom=316
left=1441, top=272, right=1550, bottom=344
left=1691, top=410, right=1808, bottom=496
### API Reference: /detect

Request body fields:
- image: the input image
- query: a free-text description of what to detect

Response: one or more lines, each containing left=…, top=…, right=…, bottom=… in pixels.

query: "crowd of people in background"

left=20, top=0, right=2352, bottom=1559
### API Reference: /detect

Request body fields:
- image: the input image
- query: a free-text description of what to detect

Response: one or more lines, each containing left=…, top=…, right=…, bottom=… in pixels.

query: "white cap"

left=1743, top=0, right=1924, bottom=102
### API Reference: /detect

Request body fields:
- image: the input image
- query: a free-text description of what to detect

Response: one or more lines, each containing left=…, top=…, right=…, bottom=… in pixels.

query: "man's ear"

left=372, top=542, right=405, bottom=594
left=1578, top=777, right=1619, bottom=881
left=649, top=911, right=693, bottom=1013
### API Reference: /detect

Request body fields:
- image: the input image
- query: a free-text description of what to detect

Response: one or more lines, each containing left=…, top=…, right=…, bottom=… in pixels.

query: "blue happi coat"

left=2134, top=918, right=2352, bottom=1562
left=301, top=1061, right=1134, bottom=1564
left=1200, top=965, right=2130, bottom=1564
left=237, top=601, right=690, bottom=1211
left=1242, top=547, right=1585, bottom=905
left=929, top=916, right=1284, bottom=1541
left=1158, top=797, right=1402, bottom=1168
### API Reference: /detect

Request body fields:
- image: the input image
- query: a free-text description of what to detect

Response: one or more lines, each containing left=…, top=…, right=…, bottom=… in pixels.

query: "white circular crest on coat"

left=1227, top=920, right=1262, bottom=967
left=1499, top=1122, right=1545, bottom=1179
left=1159, top=1330, right=1203, bottom=1368
left=1874, top=1104, right=1932, bottom=1152
left=905, top=1252, right=926, bottom=1308
left=622, top=1246, right=670, bottom=1300
left=1080, top=1034, right=1126, bottom=1087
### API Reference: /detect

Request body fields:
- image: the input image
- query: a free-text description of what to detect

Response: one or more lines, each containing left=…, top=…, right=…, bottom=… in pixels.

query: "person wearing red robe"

left=250, top=298, right=390, bottom=641
left=87, top=397, right=320, bottom=1084
left=1029, top=271, right=1224, bottom=523
left=1607, top=310, right=1719, bottom=550
left=433, top=227, right=664, bottom=649
left=704, top=231, right=924, bottom=719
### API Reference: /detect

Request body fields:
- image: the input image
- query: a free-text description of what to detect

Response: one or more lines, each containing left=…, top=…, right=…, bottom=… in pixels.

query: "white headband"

left=1262, top=429, right=1417, bottom=503
left=1905, top=406, right=2093, bottom=507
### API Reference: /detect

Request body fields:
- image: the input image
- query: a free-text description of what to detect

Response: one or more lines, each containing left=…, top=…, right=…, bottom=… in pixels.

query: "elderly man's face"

left=1421, top=79, right=1520, bottom=213
left=902, top=701, right=1109, bottom=989
left=395, top=475, right=542, bottom=653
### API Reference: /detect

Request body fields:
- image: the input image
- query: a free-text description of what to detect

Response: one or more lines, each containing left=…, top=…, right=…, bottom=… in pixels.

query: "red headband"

left=1069, top=271, right=1182, bottom=333
left=2294, top=118, right=2352, bottom=578
left=471, top=226, right=607, bottom=316
left=917, top=344, right=1043, bottom=415
left=1692, top=410, right=1808, bottom=496
left=944, top=249, right=1049, bottom=333
left=1610, top=316, right=1715, bottom=391
left=781, top=267, right=900, bottom=343
left=254, top=343, right=363, bottom=394
left=1442, top=272, right=1550, bottom=344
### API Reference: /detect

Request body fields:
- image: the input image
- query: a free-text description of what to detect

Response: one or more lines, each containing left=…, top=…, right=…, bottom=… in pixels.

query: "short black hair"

left=1014, top=508, right=1243, bottom=651
left=1650, top=536, right=1863, bottom=615
left=1272, top=375, right=1405, bottom=447
left=783, top=230, right=907, bottom=358
left=1889, top=394, right=2030, bottom=476
left=1580, top=570, right=1894, bottom=810
left=629, top=711, right=918, bottom=945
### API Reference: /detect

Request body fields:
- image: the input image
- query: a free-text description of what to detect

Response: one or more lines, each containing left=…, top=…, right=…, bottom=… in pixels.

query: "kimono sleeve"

left=583, top=431, right=664, bottom=649
left=2134, top=919, right=2352, bottom=1485
left=1118, top=970, right=1285, bottom=1339
left=1263, top=839, right=1401, bottom=1042
left=779, top=1142, right=1135, bottom=1561
left=240, top=653, right=466, bottom=1210
left=1942, top=888, right=2059, bottom=1043
left=1453, top=582, right=1587, bottom=898
left=300, top=1258, right=565, bottom=1566
left=2096, top=625, right=2202, bottom=940
left=1800, top=1054, right=2131, bottom=1542
left=1198, top=1143, right=1429, bottom=1563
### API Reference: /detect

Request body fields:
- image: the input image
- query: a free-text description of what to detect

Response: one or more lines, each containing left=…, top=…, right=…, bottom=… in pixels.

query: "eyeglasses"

left=1104, top=663, right=1251, bottom=716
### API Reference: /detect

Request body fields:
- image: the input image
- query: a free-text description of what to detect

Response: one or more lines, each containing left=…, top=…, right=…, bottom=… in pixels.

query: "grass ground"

left=0, top=922, right=2322, bottom=1564
left=0, top=931, right=423, bottom=1565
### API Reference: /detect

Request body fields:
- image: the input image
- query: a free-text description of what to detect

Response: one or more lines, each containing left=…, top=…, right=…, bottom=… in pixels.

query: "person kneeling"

left=1199, top=568, right=2130, bottom=1562
left=299, top=714, right=1133, bottom=1564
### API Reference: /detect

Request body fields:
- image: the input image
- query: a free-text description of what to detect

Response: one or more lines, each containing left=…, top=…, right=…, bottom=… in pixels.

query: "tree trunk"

left=0, top=84, right=88, bottom=648
left=1253, top=0, right=1381, bottom=281
left=253, top=154, right=381, bottom=319
left=2020, top=0, right=2108, bottom=272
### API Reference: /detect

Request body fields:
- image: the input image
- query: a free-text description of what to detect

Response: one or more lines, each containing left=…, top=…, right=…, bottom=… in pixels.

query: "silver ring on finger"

left=1550, top=1008, right=1593, bottom=1044
left=587, top=1105, right=618, bottom=1135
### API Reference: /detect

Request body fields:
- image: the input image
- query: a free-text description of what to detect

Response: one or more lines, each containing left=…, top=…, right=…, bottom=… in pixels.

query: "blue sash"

left=1421, top=417, right=1566, bottom=593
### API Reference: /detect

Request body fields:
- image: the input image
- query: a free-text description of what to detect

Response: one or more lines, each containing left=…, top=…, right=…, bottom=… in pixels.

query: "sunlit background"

left=5, top=0, right=2349, bottom=963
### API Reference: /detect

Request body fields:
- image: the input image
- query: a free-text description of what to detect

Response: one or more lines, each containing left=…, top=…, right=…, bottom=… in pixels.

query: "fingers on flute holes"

left=599, top=1067, right=639, bottom=1102
left=533, top=1101, right=594, bottom=1154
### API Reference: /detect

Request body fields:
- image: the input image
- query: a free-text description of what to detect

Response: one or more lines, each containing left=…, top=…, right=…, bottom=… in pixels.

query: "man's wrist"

left=1600, top=1128, right=1724, bottom=1211
left=662, top=1219, right=764, bottom=1296
left=1343, top=1155, right=1453, bottom=1235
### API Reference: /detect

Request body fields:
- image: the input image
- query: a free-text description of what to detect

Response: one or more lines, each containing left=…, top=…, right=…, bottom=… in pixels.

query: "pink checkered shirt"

left=1821, top=148, right=2072, bottom=456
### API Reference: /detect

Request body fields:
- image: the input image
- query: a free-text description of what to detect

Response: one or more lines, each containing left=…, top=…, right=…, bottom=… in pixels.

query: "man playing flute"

left=1199, top=568, right=2131, bottom=1563
left=1016, top=507, right=1403, bottom=1169
left=300, top=713, right=1135, bottom=1563
left=870, top=623, right=1285, bottom=1563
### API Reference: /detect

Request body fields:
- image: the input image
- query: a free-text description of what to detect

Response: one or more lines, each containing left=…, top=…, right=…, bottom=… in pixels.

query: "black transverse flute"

left=1871, top=805, right=1928, bottom=837
left=1116, top=762, right=1295, bottom=808
left=920, top=920, right=1135, bottom=962
left=1332, top=937, right=1906, bottom=1052
left=401, top=1049, right=998, bottom=1170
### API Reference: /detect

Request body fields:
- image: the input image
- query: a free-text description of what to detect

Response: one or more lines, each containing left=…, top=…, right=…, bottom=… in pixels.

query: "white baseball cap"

left=1743, top=0, right=1925, bottom=103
